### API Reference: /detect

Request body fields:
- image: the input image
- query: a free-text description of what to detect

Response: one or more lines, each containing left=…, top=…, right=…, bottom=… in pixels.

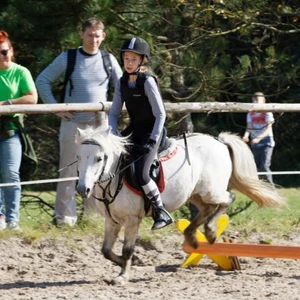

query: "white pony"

left=76, top=124, right=285, bottom=284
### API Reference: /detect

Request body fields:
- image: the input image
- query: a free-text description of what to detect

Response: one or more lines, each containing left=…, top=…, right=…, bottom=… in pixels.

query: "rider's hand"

left=242, top=136, right=249, bottom=143
left=56, top=112, right=75, bottom=121
left=141, top=139, right=156, bottom=154
left=251, top=137, right=260, bottom=144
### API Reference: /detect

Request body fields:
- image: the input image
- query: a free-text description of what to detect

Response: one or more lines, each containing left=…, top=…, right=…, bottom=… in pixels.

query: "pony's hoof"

left=184, top=233, right=198, bottom=249
left=132, top=254, right=143, bottom=266
left=204, top=225, right=216, bottom=244
left=111, top=275, right=128, bottom=286
left=206, top=235, right=216, bottom=245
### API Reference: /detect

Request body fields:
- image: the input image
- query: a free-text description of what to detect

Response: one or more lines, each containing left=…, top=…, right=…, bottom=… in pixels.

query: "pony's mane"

left=76, top=125, right=129, bottom=154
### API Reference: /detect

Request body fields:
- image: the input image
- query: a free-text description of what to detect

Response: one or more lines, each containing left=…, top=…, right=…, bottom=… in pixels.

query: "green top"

left=0, top=62, right=36, bottom=131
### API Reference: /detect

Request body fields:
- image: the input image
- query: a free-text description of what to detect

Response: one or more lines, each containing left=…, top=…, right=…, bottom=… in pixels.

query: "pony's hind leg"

left=184, top=195, right=216, bottom=249
left=204, top=191, right=236, bottom=244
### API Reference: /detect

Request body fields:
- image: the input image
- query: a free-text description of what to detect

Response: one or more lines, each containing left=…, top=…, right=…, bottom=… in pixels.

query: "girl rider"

left=108, top=37, right=173, bottom=230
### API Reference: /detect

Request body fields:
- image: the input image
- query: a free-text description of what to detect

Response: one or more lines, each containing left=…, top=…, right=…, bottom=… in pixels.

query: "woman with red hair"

left=0, top=30, right=37, bottom=231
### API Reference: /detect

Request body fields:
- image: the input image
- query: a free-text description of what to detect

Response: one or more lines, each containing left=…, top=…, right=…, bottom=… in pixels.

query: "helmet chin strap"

left=126, top=68, right=140, bottom=76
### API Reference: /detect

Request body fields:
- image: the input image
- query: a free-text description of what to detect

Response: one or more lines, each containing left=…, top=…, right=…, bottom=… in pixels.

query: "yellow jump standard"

left=175, top=214, right=236, bottom=270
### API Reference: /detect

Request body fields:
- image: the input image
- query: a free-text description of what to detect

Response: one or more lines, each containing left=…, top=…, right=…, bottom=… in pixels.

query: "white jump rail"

left=1, top=102, right=300, bottom=188
left=0, top=172, right=299, bottom=188
left=0, top=177, right=79, bottom=187
left=1, top=102, right=300, bottom=115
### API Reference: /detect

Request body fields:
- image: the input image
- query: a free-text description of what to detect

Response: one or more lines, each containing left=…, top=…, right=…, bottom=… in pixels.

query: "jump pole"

left=183, top=242, right=300, bottom=259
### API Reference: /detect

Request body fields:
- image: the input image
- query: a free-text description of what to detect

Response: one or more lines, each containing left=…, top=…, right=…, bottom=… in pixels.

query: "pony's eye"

left=96, top=157, right=102, bottom=163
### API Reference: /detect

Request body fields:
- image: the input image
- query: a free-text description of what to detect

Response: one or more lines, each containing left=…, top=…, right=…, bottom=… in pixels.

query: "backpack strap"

left=60, top=49, right=112, bottom=102
left=100, top=50, right=112, bottom=79
left=100, top=50, right=112, bottom=99
left=60, top=48, right=77, bottom=102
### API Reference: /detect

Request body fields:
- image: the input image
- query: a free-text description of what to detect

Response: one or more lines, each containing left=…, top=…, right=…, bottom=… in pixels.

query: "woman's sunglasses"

left=0, top=49, right=10, bottom=56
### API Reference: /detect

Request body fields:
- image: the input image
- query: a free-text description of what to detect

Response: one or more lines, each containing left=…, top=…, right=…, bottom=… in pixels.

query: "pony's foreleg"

left=101, top=220, right=124, bottom=267
left=113, top=216, right=141, bottom=285
left=204, top=191, right=236, bottom=244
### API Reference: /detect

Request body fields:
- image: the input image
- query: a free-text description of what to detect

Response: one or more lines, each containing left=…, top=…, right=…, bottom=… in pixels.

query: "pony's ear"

left=77, top=128, right=85, bottom=137
left=76, top=128, right=85, bottom=143
left=106, top=126, right=112, bottom=135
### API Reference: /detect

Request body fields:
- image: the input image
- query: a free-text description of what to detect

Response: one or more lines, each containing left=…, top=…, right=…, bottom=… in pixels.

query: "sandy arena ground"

left=1, top=228, right=300, bottom=300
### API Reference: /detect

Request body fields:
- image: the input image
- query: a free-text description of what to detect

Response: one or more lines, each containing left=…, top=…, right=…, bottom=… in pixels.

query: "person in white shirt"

left=242, top=92, right=275, bottom=187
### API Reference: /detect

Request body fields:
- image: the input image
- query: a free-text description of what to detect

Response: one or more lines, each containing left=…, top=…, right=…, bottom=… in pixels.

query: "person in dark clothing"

left=108, top=37, right=173, bottom=230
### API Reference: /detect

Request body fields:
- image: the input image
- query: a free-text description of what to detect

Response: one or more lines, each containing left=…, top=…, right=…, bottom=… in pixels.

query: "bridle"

left=93, top=154, right=125, bottom=224
left=81, top=140, right=144, bottom=224
left=80, top=140, right=121, bottom=223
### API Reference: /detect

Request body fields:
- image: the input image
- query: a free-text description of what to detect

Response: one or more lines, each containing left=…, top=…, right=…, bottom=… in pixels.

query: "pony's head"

left=76, top=124, right=129, bottom=198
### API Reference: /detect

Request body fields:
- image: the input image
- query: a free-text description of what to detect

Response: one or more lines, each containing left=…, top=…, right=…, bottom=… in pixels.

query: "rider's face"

left=123, top=51, right=142, bottom=73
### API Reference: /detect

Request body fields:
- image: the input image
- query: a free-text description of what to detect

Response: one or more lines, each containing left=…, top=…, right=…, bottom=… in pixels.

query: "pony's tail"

left=218, top=132, right=286, bottom=208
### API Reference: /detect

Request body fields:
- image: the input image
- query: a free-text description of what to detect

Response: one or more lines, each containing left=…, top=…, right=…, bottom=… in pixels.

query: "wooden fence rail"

left=1, top=102, right=300, bottom=115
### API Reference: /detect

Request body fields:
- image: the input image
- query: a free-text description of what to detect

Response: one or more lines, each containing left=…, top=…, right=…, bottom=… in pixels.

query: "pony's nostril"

left=86, top=188, right=90, bottom=195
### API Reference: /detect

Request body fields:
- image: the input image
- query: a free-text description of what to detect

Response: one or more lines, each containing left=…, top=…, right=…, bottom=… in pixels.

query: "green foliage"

left=1, top=0, right=300, bottom=185
left=173, top=203, right=192, bottom=220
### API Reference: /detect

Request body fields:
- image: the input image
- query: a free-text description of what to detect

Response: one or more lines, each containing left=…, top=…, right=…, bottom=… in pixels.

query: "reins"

left=58, top=160, right=77, bottom=173
left=97, top=153, right=145, bottom=183
left=91, top=145, right=146, bottom=224
left=77, top=138, right=149, bottom=224
left=92, top=154, right=124, bottom=224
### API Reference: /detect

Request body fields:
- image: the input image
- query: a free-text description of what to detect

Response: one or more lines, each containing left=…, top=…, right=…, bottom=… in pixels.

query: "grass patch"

left=226, top=188, right=300, bottom=238
left=0, top=188, right=299, bottom=243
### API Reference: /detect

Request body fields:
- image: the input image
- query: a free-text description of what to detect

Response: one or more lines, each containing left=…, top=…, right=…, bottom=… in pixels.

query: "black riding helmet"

left=120, top=37, right=150, bottom=65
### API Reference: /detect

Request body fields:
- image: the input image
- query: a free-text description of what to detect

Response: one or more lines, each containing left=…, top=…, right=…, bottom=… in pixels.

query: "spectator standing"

left=0, top=30, right=38, bottom=231
left=36, top=17, right=122, bottom=227
left=242, top=92, right=275, bottom=187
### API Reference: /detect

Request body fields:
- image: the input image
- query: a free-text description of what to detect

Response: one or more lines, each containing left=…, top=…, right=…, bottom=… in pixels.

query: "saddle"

left=124, top=158, right=164, bottom=195
left=123, top=136, right=177, bottom=196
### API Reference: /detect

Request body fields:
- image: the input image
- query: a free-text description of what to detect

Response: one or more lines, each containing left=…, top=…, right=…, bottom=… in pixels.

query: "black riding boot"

left=141, top=181, right=174, bottom=230
left=151, top=202, right=174, bottom=230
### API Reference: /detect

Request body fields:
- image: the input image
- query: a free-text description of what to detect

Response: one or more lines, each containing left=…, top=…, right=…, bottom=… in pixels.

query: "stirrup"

left=151, top=207, right=174, bottom=231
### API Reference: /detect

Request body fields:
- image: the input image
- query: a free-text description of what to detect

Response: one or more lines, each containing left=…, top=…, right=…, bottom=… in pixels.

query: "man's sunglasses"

left=0, top=49, right=10, bottom=56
